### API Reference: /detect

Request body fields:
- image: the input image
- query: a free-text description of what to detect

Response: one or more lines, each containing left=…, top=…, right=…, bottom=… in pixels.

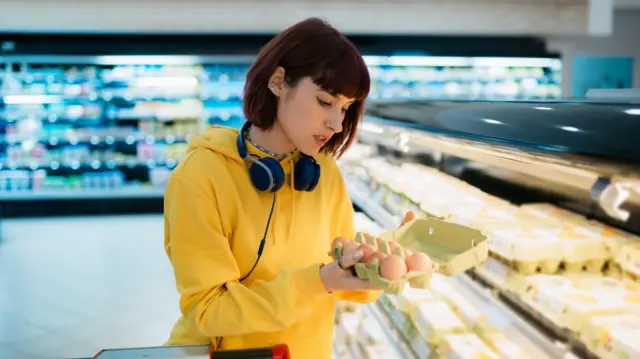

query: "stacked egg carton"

left=518, top=275, right=640, bottom=337
left=378, top=276, right=531, bottom=359
left=333, top=301, right=406, bottom=359
left=356, top=160, right=637, bottom=279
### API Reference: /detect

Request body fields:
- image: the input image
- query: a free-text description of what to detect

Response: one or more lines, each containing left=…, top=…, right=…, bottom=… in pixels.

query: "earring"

left=269, top=83, right=280, bottom=96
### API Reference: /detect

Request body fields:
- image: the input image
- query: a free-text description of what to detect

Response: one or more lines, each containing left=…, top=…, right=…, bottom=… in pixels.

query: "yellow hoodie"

left=163, top=125, right=380, bottom=358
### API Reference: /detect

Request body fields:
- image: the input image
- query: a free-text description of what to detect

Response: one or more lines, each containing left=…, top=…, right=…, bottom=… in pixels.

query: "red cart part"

left=210, top=344, right=290, bottom=359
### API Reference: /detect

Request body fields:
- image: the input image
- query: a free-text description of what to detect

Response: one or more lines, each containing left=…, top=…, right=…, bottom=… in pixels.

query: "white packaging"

left=409, top=301, right=467, bottom=344
left=439, top=334, right=500, bottom=359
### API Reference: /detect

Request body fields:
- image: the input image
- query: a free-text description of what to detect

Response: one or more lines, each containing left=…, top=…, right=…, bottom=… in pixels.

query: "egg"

left=359, top=243, right=376, bottom=263
left=366, top=252, right=388, bottom=268
left=403, top=248, right=414, bottom=258
left=380, top=255, right=408, bottom=281
left=405, top=252, right=433, bottom=272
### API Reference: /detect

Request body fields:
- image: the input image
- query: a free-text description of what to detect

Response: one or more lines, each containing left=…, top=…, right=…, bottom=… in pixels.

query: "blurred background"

left=0, top=1, right=639, bottom=359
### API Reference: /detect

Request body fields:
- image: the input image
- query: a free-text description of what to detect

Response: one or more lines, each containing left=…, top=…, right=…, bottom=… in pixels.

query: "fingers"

left=400, top=210, right=415, bottom=227
left=343, top=241, right=360, bottom=258
left=339, top=249, right=363, bottom=268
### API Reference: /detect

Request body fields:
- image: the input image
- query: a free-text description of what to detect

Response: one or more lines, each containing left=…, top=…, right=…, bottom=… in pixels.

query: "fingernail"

left=354, top=250, right=363, bottom=260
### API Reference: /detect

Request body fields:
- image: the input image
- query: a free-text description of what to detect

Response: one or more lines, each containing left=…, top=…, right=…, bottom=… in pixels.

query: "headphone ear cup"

left=249, top=157, right=285, bottom=192
left=294, top=156, right=321, bottom=192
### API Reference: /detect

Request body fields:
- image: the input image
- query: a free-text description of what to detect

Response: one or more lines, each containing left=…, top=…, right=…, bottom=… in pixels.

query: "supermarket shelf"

left=361, top=100, right=640, bottom=225
left=0, top=187, right=164, bottom=201
left=469, top=268, right=598, bottom=359
left=347, top=183, right=400, bottom=230
left=348, top=183, right=577, bottom=359
left=363, top=303, right=418, bottom=359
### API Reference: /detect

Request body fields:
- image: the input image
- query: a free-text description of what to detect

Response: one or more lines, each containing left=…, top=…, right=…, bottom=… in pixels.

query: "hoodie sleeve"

left=165, top=172, right=331, bottom=339
left=330, top=163, right=383, bottom=304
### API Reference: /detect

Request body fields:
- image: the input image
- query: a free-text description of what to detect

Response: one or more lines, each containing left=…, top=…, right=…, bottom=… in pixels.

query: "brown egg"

left=380, top=255, right=408, bottom=281
left=406, top=252, right=433, bottom=272
left=359, top=243, right=376, bottom=263
left=366, top=252, right=388, bottom=268
left=403, top=248, right=414, bottom=258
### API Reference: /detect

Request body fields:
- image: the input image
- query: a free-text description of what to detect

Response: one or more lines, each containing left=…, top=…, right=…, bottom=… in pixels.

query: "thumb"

left=400, top=211, right=415, bottom=227
left=340, top=249, right=364, bottom=268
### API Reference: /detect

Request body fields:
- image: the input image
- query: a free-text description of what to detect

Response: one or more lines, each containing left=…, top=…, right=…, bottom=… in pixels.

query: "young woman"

left=163, top=17, right=411, bottom=358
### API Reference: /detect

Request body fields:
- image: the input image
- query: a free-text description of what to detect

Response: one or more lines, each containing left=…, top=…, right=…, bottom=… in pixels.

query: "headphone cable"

left=239, top=193, right=276, bottom=282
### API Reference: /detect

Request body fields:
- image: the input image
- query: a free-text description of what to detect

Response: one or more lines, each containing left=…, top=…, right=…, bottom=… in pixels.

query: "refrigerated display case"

left=0, top=54, right=561, bottom=206
left=335, top=95, right=640, bottom=359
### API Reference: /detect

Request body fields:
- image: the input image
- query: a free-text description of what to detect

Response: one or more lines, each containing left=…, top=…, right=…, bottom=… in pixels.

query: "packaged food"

left=545, top=224, right=608, bottom=272
left=395, top=286, right=437, bottom=314
left=479, top=332, right=531, bottom=359
left=438, top=334, right=500, bottom=359
left=409, top=301, right=467, bottom=344
left=582, top=314, right=640, bottom=359
left=331, top=218, right=488, bottom=295
left=528, top=287, right=633, bottom=334
left=489, top=228, right=562, bottom=274
left=440, top=288, right=499, bottom=335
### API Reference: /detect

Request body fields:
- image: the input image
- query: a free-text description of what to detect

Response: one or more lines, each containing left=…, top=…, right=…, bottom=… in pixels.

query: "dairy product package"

left=572, top=277, right=639, bottom=295
left=477, top=257, right=528, bottom=293
left=334, top=312, right=362, bottom=345
left=438, top=334, right=500, bottom=359
left=438, top=286, right=499, bottom=335
left=617, top=242, right=640, bottom=277
left=489, top=228, right=563, bottom=274
left=479, top=332, right=531, bottom=359
left=409, top=300, right=468, bottom=344
left=378, top=294, right=410, bottom=336
left=520, top=203, right=588, bottom=223
left=521, top=274, right=574, bottom=300
left=582, top=314, right=640, bottom=359
left=395, top=285, right=437, bottom=314
left=546, top=224, right=608, bottom=272
left=528, top=287, right=635, bottom=334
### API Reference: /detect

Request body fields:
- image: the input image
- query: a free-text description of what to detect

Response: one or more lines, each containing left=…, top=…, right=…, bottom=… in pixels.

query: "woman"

left=163, top=17, right=411, bottom=358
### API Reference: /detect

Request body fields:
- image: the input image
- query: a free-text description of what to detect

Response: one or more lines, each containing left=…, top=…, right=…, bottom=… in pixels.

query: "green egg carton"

left=380, top=217, right=489, bottom=277
left=330, top=218, right=488, bottom=295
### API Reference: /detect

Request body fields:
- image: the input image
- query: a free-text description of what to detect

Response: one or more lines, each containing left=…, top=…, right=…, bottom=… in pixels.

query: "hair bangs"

left=312, top=45, right=370, bottom=101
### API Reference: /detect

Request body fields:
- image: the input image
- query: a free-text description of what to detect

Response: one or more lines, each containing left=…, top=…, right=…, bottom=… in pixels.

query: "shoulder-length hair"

left=243, top=17, right=370, bottom=158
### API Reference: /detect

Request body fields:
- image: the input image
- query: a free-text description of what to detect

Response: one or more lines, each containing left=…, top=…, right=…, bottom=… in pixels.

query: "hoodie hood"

left=187, top=125, right=300, bottom=178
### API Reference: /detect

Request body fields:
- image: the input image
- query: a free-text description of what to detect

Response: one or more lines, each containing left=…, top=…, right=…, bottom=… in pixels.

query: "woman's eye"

left=317, top=98, right=332, bottom=107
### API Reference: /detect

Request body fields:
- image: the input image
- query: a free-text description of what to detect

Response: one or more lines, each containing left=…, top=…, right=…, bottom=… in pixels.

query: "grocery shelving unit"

left=0, top=53, right=561, bottom=216
left=348, top=183, right=574, bottom=359
left=347, top=93, right=640, bottom=359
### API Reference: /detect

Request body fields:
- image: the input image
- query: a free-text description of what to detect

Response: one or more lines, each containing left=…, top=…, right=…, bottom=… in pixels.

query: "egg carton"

left=489, top=251, right=607, bottom=276
left=331, top=218, right=489, bottom=295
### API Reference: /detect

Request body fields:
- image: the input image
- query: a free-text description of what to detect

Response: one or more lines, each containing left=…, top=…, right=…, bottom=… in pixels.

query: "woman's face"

left=275, top=75, right=355, bottom=156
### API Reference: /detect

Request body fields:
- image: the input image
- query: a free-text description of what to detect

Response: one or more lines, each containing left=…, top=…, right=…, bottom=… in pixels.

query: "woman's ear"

left=268, top=66, right=286, bottom=96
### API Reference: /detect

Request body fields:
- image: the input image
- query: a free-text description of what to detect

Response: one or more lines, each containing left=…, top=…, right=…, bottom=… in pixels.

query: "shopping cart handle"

left=211, top=344, right=290, bottom=359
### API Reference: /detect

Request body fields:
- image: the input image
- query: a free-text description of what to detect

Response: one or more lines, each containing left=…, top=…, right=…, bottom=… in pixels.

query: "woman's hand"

left=320, top=211, right=417, bottom=293
left=320, top=247, right=379, bottom=292
left=399, top=210, right=415, bottom=227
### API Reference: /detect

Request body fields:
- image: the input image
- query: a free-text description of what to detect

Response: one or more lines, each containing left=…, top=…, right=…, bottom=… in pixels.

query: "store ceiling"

left=0, top=0, right=610, bottom=36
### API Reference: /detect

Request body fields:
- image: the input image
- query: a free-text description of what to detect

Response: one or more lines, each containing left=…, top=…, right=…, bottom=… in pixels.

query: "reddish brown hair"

left=243, top=17, right=370, bottom=158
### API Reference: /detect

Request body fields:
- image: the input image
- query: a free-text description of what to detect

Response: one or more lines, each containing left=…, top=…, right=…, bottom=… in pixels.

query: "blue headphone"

left=237, top=122, right=321, bottom=193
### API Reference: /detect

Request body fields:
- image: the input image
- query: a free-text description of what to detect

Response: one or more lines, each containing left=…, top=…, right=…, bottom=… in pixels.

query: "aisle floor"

left=0, top=215, right=181, bottom=359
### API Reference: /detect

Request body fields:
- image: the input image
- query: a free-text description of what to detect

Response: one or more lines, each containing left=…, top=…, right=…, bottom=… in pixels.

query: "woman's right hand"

left=320, top=242, right=380, bottom=292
